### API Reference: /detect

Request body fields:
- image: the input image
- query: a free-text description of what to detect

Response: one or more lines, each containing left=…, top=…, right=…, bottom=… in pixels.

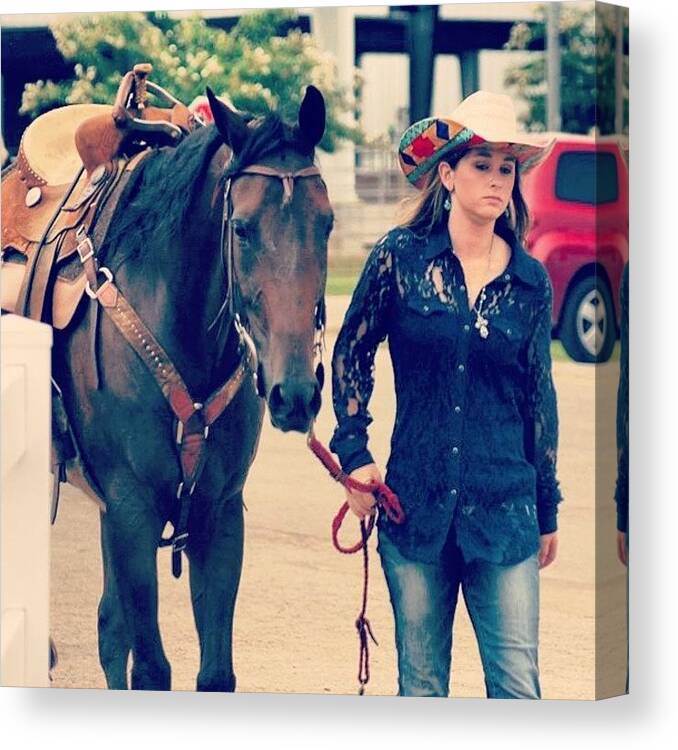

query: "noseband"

left=230, top=164, right=322, bottom=206
left=220, top=163, right=327, bottom=396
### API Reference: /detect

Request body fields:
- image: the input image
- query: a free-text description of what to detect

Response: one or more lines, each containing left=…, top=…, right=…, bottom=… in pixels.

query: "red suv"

left=521, top=134, right=629, bottom=363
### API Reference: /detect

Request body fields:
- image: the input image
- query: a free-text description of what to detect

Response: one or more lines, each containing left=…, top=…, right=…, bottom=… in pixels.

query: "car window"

left=555, top=151, right=619, bottom=204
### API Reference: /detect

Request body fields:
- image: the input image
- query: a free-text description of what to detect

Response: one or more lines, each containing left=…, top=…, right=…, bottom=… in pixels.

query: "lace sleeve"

left=525, top=274, right=563, bottom=534
left=329, top=235, right=394, bottom=474
left=614, top=263, right=629, bottom=532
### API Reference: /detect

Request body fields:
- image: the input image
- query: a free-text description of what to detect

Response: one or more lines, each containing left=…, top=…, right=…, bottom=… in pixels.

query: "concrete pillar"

left=407, top=5, right=439, bottom=122
left=310, top=6, right=358, bottom=204
left=459, top=50, right=480, bottom=99
left=547, top=2, right=562, bottom=132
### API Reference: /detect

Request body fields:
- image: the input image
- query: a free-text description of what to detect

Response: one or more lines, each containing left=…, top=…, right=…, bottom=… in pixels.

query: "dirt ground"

left=50, top=296, right=628, bottom=699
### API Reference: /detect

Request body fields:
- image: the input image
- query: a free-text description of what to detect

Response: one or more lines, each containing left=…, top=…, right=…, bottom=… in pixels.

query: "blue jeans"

left=378, top=528, right=541, bottom=698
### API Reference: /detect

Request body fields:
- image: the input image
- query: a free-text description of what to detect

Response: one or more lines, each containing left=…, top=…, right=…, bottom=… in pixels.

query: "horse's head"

left=207, top=86, right=332, bottom=433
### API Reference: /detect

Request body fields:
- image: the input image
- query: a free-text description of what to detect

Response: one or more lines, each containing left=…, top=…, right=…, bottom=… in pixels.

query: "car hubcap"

left=576, top=289, right=607, bottom=357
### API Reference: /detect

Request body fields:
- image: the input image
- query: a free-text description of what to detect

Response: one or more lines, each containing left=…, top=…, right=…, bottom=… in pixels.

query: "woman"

left=329, top=91, right=563, bottom=699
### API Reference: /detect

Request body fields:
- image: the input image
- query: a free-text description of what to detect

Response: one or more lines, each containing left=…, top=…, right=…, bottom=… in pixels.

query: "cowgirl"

left=330, top=91, right=563, bottom=698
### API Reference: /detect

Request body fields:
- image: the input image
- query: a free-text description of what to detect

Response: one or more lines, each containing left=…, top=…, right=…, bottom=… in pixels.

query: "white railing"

left=323, top=144, right=414, bottom=258
left=354, top=143, right=413, bottom=204
left=1, top=314, right=52, bottom=687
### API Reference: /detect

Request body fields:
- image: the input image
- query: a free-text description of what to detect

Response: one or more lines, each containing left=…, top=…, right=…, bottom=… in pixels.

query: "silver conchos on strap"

left=25, top=186, right=42, bottom=207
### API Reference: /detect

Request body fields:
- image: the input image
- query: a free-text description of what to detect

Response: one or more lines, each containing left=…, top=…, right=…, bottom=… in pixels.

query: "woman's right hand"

left=345, top=463, right=383, bottom=519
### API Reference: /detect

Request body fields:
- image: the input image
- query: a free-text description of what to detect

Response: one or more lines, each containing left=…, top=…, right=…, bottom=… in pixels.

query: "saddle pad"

left=20, top=103, right=112, bottom=186
left=1, top=254, right=87, bottom=330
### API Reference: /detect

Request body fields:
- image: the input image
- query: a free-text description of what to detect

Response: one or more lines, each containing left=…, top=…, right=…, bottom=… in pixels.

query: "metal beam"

left=356, top=17, right=538, bottom=61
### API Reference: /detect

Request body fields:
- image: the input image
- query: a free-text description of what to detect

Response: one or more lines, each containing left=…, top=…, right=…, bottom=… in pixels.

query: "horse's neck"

left=123, top=213, right=234, bottom=397
left=161, top=238, right=237, bottom=394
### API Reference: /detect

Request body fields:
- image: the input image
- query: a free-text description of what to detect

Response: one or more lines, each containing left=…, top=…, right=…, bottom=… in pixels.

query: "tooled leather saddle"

left=1, top=63, right=200, bottom=329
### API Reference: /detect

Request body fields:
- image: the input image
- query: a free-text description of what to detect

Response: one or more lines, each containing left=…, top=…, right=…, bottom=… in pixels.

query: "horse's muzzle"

left=267, top=377, right=321, bottom=433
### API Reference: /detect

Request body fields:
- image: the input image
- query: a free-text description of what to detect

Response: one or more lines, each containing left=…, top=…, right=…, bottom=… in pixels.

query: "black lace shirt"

left=330, top=221, right=563, bottom=565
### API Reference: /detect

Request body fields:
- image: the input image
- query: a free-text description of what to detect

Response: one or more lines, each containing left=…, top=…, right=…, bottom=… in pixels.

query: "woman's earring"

left=444, top=191, right=452, bottom=211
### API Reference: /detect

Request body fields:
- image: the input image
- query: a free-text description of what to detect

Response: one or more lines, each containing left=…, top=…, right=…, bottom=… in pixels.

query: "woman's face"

left=439, top=145, right=517, bottom=222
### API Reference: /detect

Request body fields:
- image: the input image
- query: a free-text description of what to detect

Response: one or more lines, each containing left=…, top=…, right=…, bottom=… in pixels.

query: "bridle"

left=219, top=163, right=328, bottom=397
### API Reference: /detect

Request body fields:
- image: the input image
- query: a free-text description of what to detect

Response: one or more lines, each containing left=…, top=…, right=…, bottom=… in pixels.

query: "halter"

left=220, top=163, right=327, bottom=396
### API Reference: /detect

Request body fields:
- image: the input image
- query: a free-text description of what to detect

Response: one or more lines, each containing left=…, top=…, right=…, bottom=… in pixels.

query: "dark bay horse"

left=52, top=86, right=332, bottom=690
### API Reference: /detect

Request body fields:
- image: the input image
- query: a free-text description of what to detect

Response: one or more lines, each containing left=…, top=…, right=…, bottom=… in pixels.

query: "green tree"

left=20, top=10, right=361, bottom=151
left=504, top=3, right=628, bottom=134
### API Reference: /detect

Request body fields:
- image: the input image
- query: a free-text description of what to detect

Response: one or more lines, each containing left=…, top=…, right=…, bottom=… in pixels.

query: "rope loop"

left=307, top=426, right=405, bottom=694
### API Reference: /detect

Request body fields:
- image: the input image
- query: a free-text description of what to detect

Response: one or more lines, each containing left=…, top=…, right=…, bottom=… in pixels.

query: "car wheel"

left=559, top=274, right=616, bottom=363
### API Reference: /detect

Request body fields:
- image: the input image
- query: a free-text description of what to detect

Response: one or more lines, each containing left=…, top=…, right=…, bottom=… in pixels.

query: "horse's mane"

left=100, top=125, right=222, bottom=265
left=101, top=112, right=311, bottom=267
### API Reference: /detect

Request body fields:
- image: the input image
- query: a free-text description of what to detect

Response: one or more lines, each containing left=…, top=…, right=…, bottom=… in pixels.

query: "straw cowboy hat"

left=398, top=90, right=554, bottom=189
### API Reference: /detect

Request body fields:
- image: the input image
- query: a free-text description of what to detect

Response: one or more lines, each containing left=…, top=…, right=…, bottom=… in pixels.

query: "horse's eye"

left=233, top=221, right=251, bottom=242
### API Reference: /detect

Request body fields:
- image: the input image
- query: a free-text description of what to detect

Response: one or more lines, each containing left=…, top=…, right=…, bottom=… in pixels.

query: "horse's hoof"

left=197, top=673, right=236, bottom=692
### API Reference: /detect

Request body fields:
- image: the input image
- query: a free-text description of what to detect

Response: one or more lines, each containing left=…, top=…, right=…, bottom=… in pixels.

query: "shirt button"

left=452, top=446, right=459, bottom=455
left=457, top=364, right=465, bottom=372
left=463, top=324, right=470, bottom=332
left=423, top=304, right=429, bottom=311
left=504, top=273, right=511, bottom=281
left=454, top=405, right=461, bottom=413
left=460, top=284, right=466, bottom=292
left=450, top=489, right=458, bottom=497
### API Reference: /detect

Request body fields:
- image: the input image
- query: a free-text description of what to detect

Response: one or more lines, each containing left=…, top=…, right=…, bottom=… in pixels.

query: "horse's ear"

left=206, top=86, right=248, bottom=154
left=298, top=85, right=326, bottom=150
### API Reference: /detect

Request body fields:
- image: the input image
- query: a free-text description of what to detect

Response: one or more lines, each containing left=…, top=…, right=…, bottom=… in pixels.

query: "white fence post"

left=1, top=314, right=52, bottom=687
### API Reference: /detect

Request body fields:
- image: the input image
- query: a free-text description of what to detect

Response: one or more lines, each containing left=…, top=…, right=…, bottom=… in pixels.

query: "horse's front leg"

left=187, top=490, right=244, bottom=692
left=101, top=495, right=171, bottom=690
left=98, top=514, right=131, bottom=689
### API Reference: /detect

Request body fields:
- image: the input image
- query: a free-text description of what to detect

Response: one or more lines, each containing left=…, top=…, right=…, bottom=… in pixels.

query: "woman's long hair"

left=396, top=148, right=530, bottom=243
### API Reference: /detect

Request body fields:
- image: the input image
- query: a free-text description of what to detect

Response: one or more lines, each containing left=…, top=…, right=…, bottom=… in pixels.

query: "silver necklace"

left=472, top=235, right=494, bottom=339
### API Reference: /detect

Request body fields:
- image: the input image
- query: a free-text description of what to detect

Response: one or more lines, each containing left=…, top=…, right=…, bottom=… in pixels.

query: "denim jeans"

left=378, top=528, right=541, bottom=698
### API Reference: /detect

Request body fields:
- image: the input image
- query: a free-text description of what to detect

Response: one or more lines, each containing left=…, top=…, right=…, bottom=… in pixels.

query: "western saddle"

left=1, top=64, right=205, bottom=521
left=1, top=63, right=200, bottom=329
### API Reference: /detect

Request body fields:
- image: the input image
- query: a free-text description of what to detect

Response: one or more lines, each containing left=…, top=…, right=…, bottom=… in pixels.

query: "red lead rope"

left=306, top=429, right=405, bottom=694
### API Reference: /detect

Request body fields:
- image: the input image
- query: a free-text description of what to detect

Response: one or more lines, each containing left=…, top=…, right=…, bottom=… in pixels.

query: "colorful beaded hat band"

left=398, top=90, right=554, bottom=190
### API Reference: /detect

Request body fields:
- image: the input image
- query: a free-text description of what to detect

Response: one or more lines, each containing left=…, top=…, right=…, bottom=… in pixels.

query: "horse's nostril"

left=268, top=383, right=285, bottom=412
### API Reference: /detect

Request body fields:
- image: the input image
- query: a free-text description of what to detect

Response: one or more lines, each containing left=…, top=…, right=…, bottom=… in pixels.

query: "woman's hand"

left=617, top=531, right=628, bottom=566
left=538, top=532, right=558, bottom=569
left=345, top=463, right=383, bottom=519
